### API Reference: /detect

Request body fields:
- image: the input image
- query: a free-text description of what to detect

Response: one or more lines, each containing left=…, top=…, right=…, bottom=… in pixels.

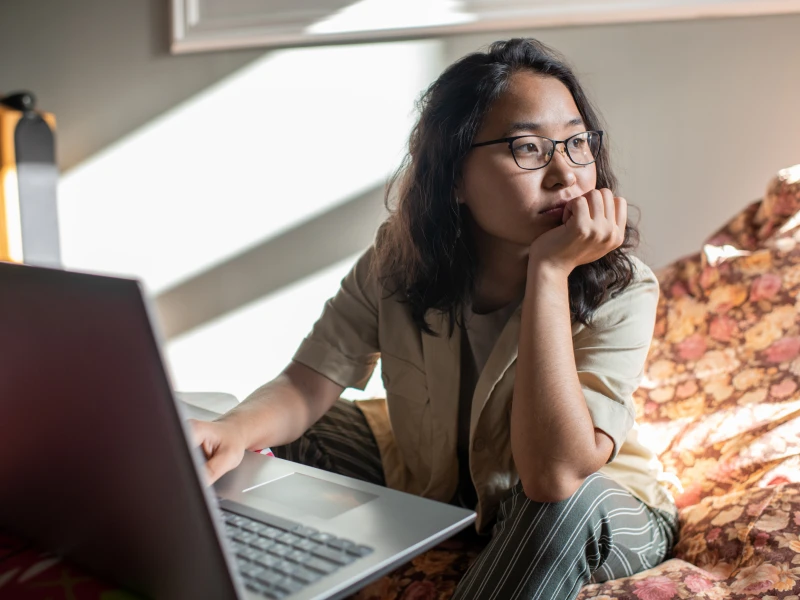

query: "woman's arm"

left=192, top=246, right=380, bottom=485
left=190, top=361, right=344, bottom=484
left=512, top=264, right=614, bottom=504
left=511, top=189, right=626, bottom=503
left=217, top=361, right=345, bottom=451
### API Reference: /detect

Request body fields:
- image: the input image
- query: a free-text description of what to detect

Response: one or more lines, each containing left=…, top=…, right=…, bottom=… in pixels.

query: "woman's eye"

left=516, top=142, right=541, bottom=155
left=570, top=137, right=587, bottom=148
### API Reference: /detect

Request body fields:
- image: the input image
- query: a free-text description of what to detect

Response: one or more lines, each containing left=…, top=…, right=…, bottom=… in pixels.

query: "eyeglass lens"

left=510, top=132, right=601, bottom=170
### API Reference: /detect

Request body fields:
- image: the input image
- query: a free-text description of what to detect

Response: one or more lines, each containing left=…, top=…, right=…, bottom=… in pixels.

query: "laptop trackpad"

left=244, top=473, right=379, bottom=520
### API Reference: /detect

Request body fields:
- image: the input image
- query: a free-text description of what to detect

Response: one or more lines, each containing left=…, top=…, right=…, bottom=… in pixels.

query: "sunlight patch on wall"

left=307, top=0, right=476, bottom=34
left=162, top=251, right=385, bottom=401
left=58, top=39, right=443, bottom=295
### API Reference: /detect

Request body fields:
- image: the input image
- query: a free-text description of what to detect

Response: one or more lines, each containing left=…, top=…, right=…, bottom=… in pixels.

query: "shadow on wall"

left=154, top=183, right=387, bottom=339
left=0, top=0, right=266, bottom=172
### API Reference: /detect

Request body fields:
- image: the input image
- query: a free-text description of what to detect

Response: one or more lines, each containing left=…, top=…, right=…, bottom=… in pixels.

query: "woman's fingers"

left=205, top=447, right=238, bottom=485
left=189, top=418, right=246, bottom=485
left=601, top=189, right=615, bottom=222
left=614, top=197, right=628, bottom=244
left=574, top=189, right=618, bottom=240
left=597, top=189, right=616, bottom=243
left=587, top=189, right=605, bottom=220
left=189, top=418, right=211, bottom=451
left=538, top=189, right=628, bottom=269
left=569, top=195, right=592, bottom=234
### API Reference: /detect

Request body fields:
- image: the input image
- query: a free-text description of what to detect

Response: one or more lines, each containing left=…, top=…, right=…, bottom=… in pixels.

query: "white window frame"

left=171, top=0, right=800, bottom=54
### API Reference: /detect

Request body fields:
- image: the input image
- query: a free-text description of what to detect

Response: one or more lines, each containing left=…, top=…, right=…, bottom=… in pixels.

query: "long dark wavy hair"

left=375, top=38, right=639, bottom=336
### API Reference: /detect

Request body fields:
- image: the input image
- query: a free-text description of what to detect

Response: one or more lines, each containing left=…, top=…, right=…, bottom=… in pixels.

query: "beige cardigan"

left=293, top=246, right=677, bottom=533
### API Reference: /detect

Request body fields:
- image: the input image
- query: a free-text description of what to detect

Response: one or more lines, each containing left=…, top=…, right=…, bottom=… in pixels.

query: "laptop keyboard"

left=221, top=508, right=374, bottom=599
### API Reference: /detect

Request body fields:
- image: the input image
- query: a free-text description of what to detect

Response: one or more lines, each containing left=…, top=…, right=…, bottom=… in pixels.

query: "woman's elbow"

left=521, top=473, right=583, bottom=504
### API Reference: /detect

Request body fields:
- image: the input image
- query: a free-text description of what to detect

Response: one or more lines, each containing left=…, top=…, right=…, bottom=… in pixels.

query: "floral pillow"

left=632, top=164, right=800, bottom=509
left=577, top=482, right=800, bottom=599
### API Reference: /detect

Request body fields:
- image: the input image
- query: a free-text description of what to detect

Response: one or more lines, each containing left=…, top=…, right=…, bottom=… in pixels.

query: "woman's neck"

left=470, top=226, right=529, bottom=314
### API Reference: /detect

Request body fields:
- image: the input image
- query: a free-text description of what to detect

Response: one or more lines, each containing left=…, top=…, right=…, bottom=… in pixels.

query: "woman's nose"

left=544, top=146, right=577, bottom=188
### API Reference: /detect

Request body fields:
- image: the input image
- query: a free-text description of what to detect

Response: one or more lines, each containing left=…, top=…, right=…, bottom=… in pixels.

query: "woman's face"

left=460, top=71, right=598, bottom=249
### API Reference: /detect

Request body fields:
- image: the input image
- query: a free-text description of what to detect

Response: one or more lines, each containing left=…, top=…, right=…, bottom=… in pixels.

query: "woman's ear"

left=453, top=182, right=465, bottom=204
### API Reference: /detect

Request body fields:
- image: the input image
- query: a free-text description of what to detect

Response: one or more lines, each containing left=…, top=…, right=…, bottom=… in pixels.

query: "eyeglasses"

left=471, top=130, right=603, bottom=171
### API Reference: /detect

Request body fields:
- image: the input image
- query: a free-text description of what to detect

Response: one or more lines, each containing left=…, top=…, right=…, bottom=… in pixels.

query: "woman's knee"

left=492, top=474, right=637, bottom=569
left=497, top=473, right=617, bottom=527
left=453, top=478, right=611, bottom=600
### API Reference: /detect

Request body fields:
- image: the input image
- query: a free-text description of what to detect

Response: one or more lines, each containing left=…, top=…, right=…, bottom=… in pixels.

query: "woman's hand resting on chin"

left=529, top=188, right=627, bottom=275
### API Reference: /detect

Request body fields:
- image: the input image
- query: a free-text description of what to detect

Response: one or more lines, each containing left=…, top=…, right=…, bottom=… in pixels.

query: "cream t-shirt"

left=455, top=300, right=520, bottom=509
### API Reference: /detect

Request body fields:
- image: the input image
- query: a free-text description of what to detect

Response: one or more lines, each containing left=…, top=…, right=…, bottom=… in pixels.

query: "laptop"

left=0, top=261, right=476, bottom=600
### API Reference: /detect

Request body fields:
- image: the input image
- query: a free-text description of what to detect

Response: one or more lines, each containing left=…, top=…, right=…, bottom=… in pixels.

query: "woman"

left=192, top=38, right=679, bottom=600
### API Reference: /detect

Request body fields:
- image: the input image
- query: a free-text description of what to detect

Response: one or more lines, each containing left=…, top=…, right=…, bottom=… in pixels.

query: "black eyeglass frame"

left=471, top=130, right=604, bottom=171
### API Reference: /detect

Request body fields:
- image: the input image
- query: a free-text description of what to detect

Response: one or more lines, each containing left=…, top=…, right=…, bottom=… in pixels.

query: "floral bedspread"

left=637, top=164, right=800, bottom=509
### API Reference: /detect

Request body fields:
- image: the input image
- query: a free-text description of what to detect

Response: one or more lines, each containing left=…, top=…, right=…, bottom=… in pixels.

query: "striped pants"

left=272, top=399, right=679, bottom=600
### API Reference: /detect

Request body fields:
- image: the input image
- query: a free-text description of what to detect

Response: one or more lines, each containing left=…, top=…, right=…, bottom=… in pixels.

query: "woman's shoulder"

left=577, top=254, right=660, bottom=333
left=628, top=254, right=659, bottom=290
left=345, top=244, right=413, bottom=319
left=612, top=254, right=660, bottom=308
left=344, top=244, right=387, bottom=296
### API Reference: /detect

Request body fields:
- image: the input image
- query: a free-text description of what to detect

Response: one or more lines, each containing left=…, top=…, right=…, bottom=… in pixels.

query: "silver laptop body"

left=0, top=261, right=476, bottom=600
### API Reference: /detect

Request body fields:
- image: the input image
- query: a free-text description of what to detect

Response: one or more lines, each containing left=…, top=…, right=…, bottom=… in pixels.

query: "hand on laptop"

left=189, top=419, right=247, bottom=485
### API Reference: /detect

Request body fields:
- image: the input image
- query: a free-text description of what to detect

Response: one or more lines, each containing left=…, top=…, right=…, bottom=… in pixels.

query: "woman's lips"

left=540, top=205, right=566, bottom=218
